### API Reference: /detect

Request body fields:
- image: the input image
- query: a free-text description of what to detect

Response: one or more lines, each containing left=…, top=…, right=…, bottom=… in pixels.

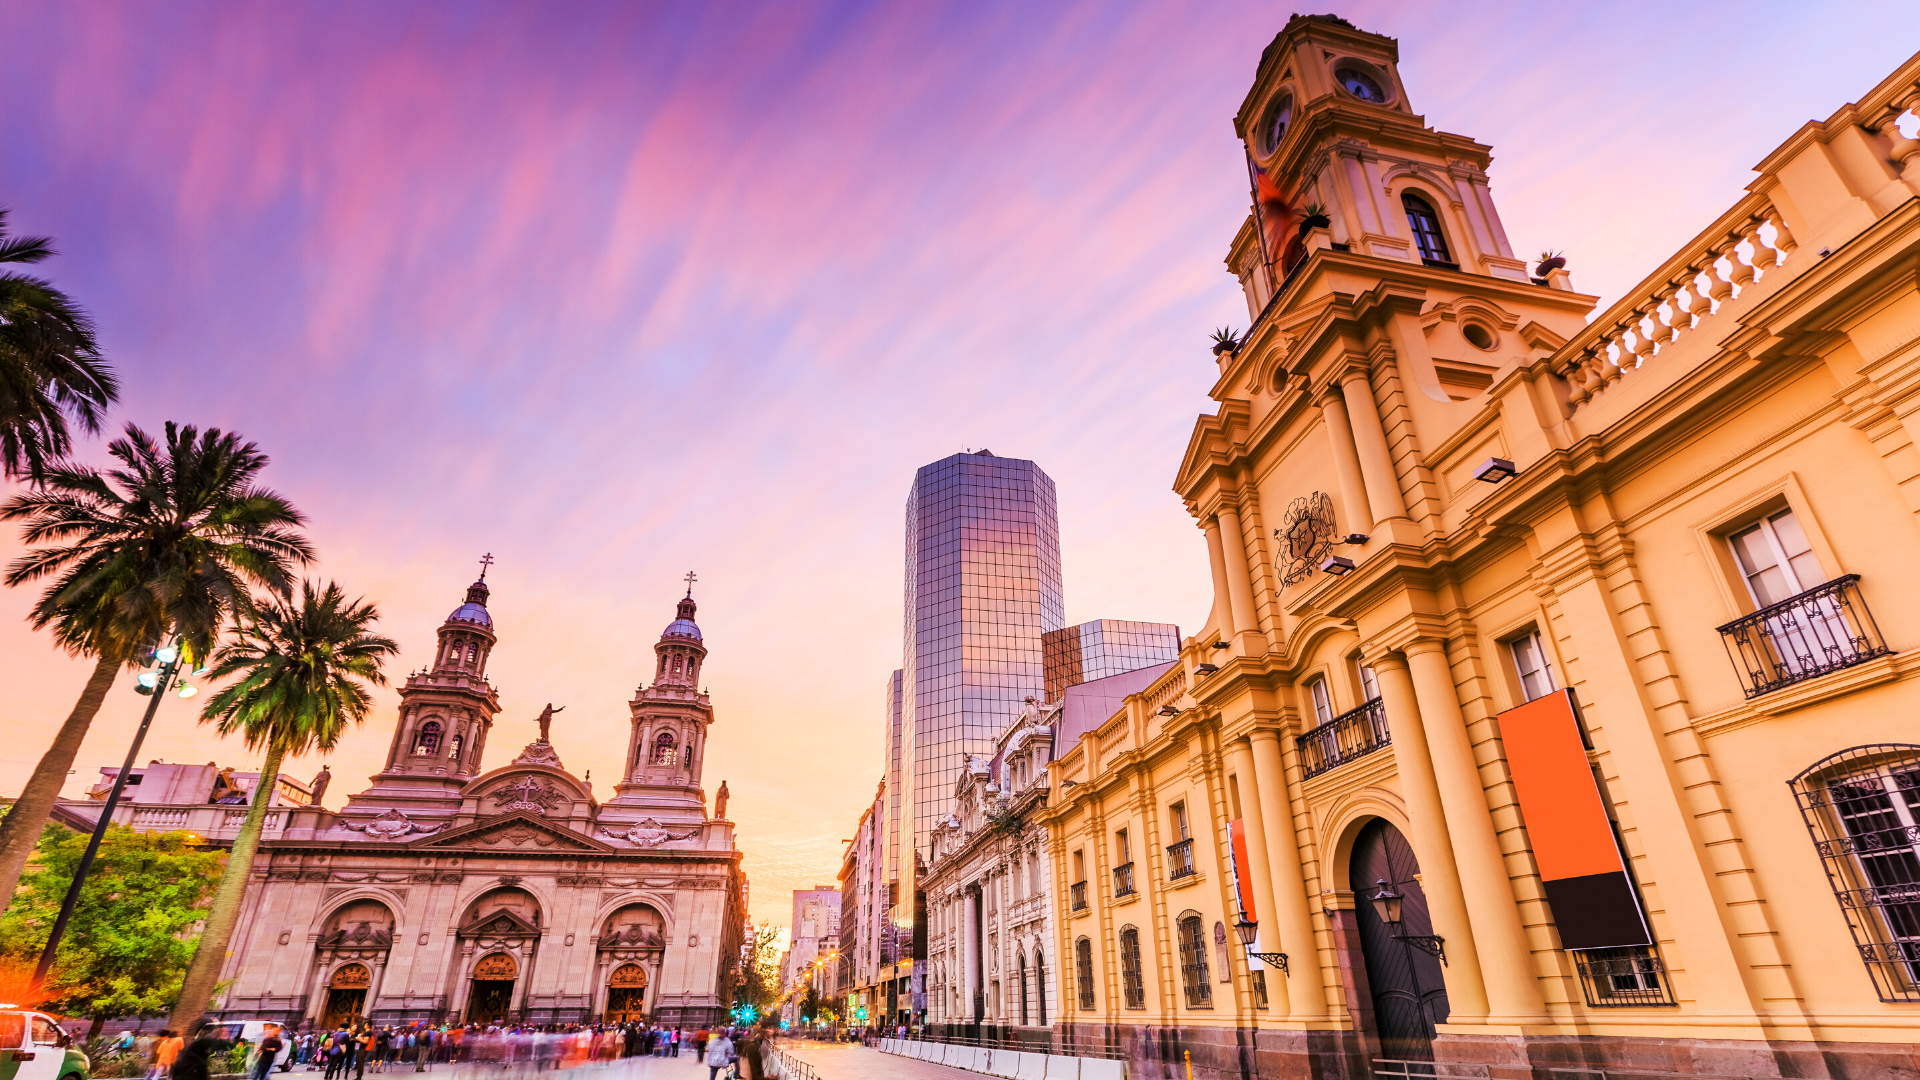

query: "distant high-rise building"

left=899, top=450, right=1063, bottom=926
left=1042, top=619, right=1183, bottom=700
left=884, top=669, right=903, bottom=884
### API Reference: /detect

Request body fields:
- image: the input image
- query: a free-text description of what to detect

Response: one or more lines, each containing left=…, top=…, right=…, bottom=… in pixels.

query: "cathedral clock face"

left=1335, top=67, right=1387, bottom=103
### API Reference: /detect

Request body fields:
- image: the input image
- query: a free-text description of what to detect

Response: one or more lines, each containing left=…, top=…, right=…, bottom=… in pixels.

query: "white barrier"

left=876, top=1040, right=1126, bottom=1080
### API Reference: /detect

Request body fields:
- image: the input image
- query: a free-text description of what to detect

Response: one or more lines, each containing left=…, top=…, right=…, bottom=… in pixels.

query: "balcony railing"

left=1112, top=862, right=1135, bottom=898
left=1166, top=839, right=1195, bottom=880
left=1069, top=881, right=1088, bottom=912
left=1296, top=697, right=1390, bottom=780
left=1716, top=575, right=1890, bottom=698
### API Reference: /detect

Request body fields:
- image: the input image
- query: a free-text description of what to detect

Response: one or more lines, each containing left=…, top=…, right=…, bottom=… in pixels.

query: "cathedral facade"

left=213, top=570, right=747, bottom=1029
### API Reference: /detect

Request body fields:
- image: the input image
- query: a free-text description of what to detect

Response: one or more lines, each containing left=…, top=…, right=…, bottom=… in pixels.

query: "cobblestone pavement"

left=775, top=1040, right=984, bottom=1080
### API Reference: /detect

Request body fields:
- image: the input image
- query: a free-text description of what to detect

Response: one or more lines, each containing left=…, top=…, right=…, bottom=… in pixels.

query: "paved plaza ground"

left=326, top=1040, right=979, bottom=1080
left=774, top=1040, right=982, bottom=1080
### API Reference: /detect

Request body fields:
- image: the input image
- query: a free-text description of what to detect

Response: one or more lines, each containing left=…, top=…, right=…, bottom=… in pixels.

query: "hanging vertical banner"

left=1229, top=818, right=1256, bottom=922
left=1500, top=688, right=1652, bottom=950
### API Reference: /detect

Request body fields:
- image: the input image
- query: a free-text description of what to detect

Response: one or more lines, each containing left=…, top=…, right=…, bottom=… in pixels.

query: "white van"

left=208, top=1022, right=293, bottom=1072
left=0, top=1010, right=86, bottom=1080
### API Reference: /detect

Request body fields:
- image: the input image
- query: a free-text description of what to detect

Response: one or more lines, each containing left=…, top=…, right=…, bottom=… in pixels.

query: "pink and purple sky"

left=2, top=1, right=1915, bottom=928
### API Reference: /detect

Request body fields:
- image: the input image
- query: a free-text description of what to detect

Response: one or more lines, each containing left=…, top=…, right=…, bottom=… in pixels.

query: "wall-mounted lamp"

left=1472, top=457, right=1517, bottom=484
left=1157, top=705, right=1178, bottom=717
left=1233, top=915, right=1290, bottom=975
left=1341, top=533, right=1369, bottom=545
left=1369, top=879, right=1447, bottom=964
left=1195, top=663, right=1219, bottom=675
left=1211, top=641, right=1230, bottom=650
left=1320, top=555, right=1357, bottom=576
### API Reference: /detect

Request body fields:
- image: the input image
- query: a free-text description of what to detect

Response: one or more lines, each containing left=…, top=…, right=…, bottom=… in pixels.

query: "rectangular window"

left=1115, top=828, right=1130, bottom=864
left=1309, top=679, right=1334, bottom=725
left=1729, top=508, right=1823, bottom=606
left=1509, top=629, right=1557, bottom=702
left=1073, top=849, right=1086, bottom=881
left=1171, top=803, right=1190, bottom=841
left=1357, top=662, right=1380, bottom=702
left=1075, top=937, right=1096, bottom=1010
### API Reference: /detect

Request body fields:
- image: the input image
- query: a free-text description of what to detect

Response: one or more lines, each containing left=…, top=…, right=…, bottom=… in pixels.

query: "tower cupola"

left=654, top=576, right=707, bottom=688
left=376, top=556, right=503, bottom=784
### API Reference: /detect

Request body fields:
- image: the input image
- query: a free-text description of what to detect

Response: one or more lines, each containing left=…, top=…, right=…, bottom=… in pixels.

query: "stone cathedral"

left=215, top=567, right=748, bottom=1029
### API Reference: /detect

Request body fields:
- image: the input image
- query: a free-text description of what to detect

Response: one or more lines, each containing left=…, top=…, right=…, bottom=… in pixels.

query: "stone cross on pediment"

left=491, top=776, right=563, bottom=814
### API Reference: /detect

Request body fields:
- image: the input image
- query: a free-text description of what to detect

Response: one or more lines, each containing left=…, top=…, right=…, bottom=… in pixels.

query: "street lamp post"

left=1231, top=914, right=1290, bottom=975
left=31, top=642, right=195, bottom=991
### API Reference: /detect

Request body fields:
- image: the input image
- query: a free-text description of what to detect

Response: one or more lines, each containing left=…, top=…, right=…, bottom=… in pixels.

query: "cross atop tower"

left=478, top=552, right=496, bottom=581
left=684, top=570, right=697, bottom=597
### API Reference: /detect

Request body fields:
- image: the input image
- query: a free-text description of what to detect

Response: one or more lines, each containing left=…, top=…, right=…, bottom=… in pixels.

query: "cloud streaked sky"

left=2, top=1, right=1915, bottom=927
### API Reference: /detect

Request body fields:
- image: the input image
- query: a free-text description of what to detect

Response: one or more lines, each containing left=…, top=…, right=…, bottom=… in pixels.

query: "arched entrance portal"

left=605, top=964, right=648, bottom=1022
left=322, top=964, right=371, bottom=1029
left=1350, top=818, right=1449, bottom=1062
left=466, top=953, right=518, bottom=1024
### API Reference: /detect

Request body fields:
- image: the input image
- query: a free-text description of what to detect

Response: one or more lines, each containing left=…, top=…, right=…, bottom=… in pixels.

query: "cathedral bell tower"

left=373, top=560, right=503, bottom=793
left=601, top=576, right=714, bottom=826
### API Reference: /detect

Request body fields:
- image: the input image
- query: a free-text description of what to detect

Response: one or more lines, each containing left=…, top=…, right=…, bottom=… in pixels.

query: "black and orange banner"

left=1500, top=689, right=1651, bottom=950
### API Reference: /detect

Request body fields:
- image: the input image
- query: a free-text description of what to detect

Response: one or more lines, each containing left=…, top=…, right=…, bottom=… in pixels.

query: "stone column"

left=1368, top=654, right=1490, bottom=1020
left=1204, top=519, right=1237, bottom=636
left=365, top=954, right=391, bottom=1020
left=305, top=959, right=332, bottom=1023
left=1319, top=392, right=1375, bottom=535
left=1403, top=641, right=1545, bottom=1020
left=1340, top=370, right=1407, bottom=525
left=1224, top=737, right=1291, bottom=1016
left=1246, top=730, right=1329, bottom=1020
left=1213, top=505, right=1265, bottom=654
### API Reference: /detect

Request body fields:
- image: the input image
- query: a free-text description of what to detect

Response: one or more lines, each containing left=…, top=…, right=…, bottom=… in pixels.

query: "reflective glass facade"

left=901, top=451, right=1063, bottom=897
left=1042, top=619, right=1183, bottom=701
left=885, top=668, right=903, bottom=884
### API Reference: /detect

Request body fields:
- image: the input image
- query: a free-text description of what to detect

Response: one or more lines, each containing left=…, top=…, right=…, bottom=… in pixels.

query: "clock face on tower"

left=1335, top=66, right=1387, bottom=103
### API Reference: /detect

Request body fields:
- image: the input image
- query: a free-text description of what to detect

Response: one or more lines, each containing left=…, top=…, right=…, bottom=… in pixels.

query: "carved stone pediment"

left=337, top=808, right=448, bottom=841
left=487, top=775, right=566, bottom=815
left=414, top=811, right=612, bottom=853
left=599, top=818, right=698, bottom=847
left=458, top=906, right=541, bottom=939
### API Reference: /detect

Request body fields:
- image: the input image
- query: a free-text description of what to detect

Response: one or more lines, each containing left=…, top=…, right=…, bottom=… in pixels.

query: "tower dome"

left=662, top=594, right=702, bottom=642
left=447, top=577, right=493, bottom=629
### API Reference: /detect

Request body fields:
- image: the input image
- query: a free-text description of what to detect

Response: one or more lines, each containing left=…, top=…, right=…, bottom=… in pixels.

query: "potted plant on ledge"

left=1211, top=327, right=1240, bottom=356
left=1298, top=202, right=1333, bottom=234
left=1536, top=250, right=1566, bottom=275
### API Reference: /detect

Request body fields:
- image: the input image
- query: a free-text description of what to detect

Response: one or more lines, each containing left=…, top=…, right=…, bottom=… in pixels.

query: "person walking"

left=702, top=1030, right=733, bottom=1080
left=670, top=1029, right=681, bottom=1058
left=254, top=1028, right=285, bottom=1080
left=171, top=1019, right=233, bottom=1080
left=413, top=1027, right=431, bottom=1073
left=152, top=1030, right=183, bottom=1080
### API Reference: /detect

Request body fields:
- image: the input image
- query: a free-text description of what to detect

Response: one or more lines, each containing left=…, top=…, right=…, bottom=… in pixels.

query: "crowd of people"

left=114, top=1017, right=774, bottom=1080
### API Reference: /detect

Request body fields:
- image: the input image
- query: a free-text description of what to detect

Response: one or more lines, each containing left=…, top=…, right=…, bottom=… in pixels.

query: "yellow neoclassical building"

left=1039, top=14, right=1920, bottom=1079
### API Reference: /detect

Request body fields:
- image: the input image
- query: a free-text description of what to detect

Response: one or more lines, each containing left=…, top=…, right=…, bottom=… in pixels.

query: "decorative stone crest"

left=490, top=776, right=564, bottom=814
left=512, top=739, right=564, bottom=768
left=338, top=808, right=449, bottom=841
left=600, top=818, right=697, bottom=847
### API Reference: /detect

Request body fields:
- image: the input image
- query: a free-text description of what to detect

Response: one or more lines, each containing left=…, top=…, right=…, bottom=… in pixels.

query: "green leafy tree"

left=0, top=823, right=224, bottom=1032
left=801, top=983, right=821, bottom=1023
left=169, top=580, right=396, bottom=1029
left=734, top=922, right=783, bottom=1014
left=0, top=422, right=312, bottom=912
left=0, top=207, right=118, bottom=483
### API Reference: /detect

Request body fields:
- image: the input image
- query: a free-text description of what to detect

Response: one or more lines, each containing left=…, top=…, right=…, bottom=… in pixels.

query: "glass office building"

left=900, top=451, right=1063, bottom=907
left=1042, top=619, right=1184, bottom=701
left=884, top=668, right=903, bottom=884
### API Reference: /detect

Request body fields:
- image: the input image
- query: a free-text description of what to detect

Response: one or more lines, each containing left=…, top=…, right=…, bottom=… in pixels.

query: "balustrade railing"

left=1297, top=697, right=1390, bottom=780
left=1166, top=839, right=1195, bottom=880
left=1716, top=574, right=1890, bottom=698
left=1112, top=862, right=1135, bottom=898
left=1558, top=195, right=1797, bottom=411
left=131, top=808, right=189, bottom=828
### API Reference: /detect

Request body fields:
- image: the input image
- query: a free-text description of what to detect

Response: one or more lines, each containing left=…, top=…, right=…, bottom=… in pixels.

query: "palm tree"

left=0, top=207, right=117, bottom=482
left=169, top=580, right=396, bottom=1029
left=0, top=422, right=312, bottom=909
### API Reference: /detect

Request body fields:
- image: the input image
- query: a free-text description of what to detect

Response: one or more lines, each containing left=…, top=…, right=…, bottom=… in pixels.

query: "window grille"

left=1792, top=744, right=1920, bottom=1001
left=1572, top=945, right=1676, bottom=1007
left=413, top=721, right=442, bottom=755
left=1074, top=937, right=1096, bottom=1011
left=1251, top=969, right=1269, bottom=1008
left=1177, top=915, right=1212, bottom=1008
left=651, top=731, right=677, bottom=765
left=1120, top=928, right=1145, bottom=1009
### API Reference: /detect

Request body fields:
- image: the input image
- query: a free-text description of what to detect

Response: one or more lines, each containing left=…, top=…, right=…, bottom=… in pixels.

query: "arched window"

left=1034, top=949, right=1047, bottom=1025
left=1120, top=927, right=1146, bottom=1009
left=1177, top=913, right=1212, bottom=1007
left=1074, top=937, right=1096, bottom=1010
left=651, top=731, right=677, bottom=766
left=449, top=733, right=464, bottom=763
left=1402, top=193, right=1452, bottom=264
left=1792, top=744, right=1920, bottom=1001
left=413, top=721, right=442, bottom=756
left=682, top=744, right=693, bottom=768
left=1017, top=952, right=1029, bottom=1025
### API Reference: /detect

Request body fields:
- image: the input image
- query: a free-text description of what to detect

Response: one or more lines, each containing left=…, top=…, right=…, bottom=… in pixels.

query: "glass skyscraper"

left=1042, top=619, right=1184, bottom=701
left=899, top=450, right=1063, bottom=911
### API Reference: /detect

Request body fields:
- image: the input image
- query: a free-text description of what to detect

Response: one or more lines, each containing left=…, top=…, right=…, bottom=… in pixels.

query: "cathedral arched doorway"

left=1350, top=818, right=1449, bottom=1062
left=465, top=953, right=518, bottom=1024
left=322, top=964, right=371, bottom=1029
left=605, top=964, right=648, bottom=1022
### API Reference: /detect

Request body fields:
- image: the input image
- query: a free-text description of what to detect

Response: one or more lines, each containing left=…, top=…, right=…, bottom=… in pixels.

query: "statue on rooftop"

left=535, top=703, right=565, bottom=742
left=714, top=780, right=730, bottom=819
left=309, top=765, right=332, bottom=807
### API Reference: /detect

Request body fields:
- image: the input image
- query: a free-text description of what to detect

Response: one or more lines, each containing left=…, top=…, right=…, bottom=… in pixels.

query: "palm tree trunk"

left=170, top=741, right=285, bottom=1030
left=0, top=653, right=119, bottom=912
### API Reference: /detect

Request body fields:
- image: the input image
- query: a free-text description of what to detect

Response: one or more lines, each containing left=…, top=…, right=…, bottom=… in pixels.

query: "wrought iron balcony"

left=1716, top=574, right=1890, bottom=698
left=1069, top=880, right=1088, bottom=912
left=1296, top=697, right=1390, bottom=780
left=1112, top=861, right=1136, bottom=897
left=1167, top=839, right=1195, bottom=880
